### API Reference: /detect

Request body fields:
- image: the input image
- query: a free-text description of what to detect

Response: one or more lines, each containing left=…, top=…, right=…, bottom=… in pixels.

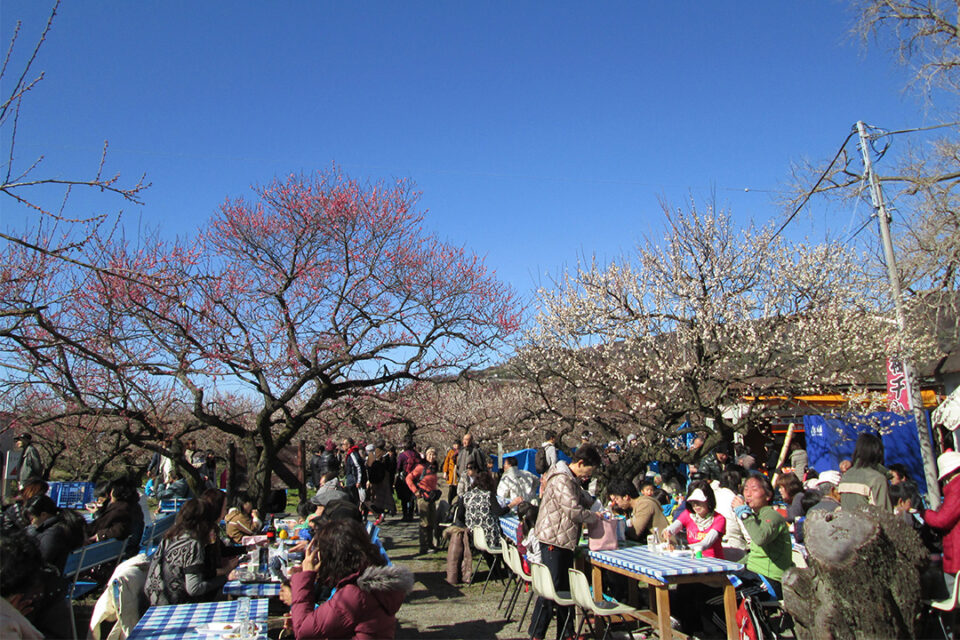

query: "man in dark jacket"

left=395, top=439, right=422, bottom=522
left=455, top=433, right=488, bottom=496
left=341, top=438, right=366, bottom=505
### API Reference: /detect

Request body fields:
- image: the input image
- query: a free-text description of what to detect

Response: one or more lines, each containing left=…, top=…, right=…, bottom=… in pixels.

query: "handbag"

left=586, top=517, right=619, bottom=551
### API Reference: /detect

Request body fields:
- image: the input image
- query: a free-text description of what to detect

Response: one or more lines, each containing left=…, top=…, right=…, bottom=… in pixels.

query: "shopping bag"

left=586, top=518, right=619, bottom=551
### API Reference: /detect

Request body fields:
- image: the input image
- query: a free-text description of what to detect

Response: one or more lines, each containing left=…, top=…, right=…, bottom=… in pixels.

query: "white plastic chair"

left=468, top=526, right=503, bottom=595
left=501, top=544, right=534, bottom=630
left=529, top=561, right=577, bottom=639
left=568, top=568, right=640, bottom=640
left=932, top=573, right=960, bottom=638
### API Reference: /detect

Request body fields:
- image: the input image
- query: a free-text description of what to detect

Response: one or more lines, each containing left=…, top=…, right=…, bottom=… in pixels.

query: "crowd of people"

left=2, top=425, right=958, bottom=639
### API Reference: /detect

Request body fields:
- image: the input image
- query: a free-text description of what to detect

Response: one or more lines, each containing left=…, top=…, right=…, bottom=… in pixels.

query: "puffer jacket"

left=290, top=564, right=414, bottom=640
left=534, top=461, right=599, bottom=550
left=925, top=474, right=960, bottom=574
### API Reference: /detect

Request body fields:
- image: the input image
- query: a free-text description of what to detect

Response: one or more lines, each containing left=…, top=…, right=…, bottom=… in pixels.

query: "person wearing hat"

left=14, top=434, right=43, bottom=490
left=924, top=450, right=960, bottom=596
left=661, top=480, right=726, bottom=558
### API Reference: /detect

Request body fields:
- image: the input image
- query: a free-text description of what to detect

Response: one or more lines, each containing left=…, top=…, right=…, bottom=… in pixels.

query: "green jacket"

left=740, top=505, right=793, bottom=582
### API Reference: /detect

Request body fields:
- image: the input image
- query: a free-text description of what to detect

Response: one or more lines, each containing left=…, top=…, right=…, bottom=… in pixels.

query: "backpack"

left=534, top=446, right=549, bottom=475
left=402, top=450, right=422, bottom=475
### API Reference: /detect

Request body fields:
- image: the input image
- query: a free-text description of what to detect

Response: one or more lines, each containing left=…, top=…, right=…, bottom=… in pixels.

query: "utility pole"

left=856, top=120, right=941, bottom=508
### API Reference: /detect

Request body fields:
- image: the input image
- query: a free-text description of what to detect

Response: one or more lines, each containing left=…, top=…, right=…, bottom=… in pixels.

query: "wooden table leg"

left=592, top=564, right=603, bottom=601
left=723, top=581, right=738, bottom=640
left=655, top=586, right=673, bottom=640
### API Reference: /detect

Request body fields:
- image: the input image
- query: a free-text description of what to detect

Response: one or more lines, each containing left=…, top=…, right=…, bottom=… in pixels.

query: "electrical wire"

left=768, top=129, right=858, bottom=244
left=870, top=121, right=960, bottom=138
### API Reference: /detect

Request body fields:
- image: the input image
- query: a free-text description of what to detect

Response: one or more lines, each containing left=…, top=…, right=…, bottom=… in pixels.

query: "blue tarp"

left=804, top=412, right=928, bottom=494
left=489, top=447, right=572, bottom=476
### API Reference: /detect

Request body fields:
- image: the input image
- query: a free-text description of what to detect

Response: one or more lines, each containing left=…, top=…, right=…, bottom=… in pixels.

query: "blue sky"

left=0, top=1, right=939, bottom=301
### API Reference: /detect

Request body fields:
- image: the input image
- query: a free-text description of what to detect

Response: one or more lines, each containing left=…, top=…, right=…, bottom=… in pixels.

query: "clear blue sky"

left=1, top=1, right=937, bottom=300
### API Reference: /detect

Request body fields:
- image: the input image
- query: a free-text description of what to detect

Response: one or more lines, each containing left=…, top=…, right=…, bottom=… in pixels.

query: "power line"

left=768, top=129, right=858, bottom=244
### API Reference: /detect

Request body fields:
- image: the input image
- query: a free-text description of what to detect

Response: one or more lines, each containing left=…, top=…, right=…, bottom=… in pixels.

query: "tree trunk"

left=783, top=506, right=928, bottom=639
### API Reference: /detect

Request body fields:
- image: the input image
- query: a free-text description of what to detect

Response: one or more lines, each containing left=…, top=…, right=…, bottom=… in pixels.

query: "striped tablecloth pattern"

left=588, top=545, right=744, bottom=581
left=127, top=598, right=269, bottom=640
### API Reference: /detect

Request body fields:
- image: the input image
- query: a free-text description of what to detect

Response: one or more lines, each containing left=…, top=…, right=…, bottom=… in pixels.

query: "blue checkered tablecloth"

left=500, top=515, right=520, bottom=542
left=223, top=580, right=283, bottom=598
left=127, top=598, right=268, bottom=640
left=588, top=545, right=744, bottom=581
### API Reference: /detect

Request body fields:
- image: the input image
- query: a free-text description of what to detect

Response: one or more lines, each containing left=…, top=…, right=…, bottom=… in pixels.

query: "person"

left=365, top=441, right=393, bottom=523
left=406, top=447, right=441, bottom=554
left=311, top=472, right=352, bottom=507
left=144, top=498, right=238, bottom=606
left=662, top=481, right=725, bottom=558
left=288, top=518, right=414, bottom=640
left=607, top=478, right=668, bottom=542
left=1, top=480, right=48, bottom=534
left=515, top=501, right=541, bottom=567
left=924, top=451, right=960, bottom=598
left=463, top=470, right=508, bottom=550
left=838, top=432, right=892, bottom=511
left=789, top=440, right=808, bottom=478
left=224, top=491, right=263, bottom=544
left=156, top=470, right=191, bottom=501
left=14, top=434, right=43, bottom=489
left=309, top=445, right=325, bottom=489
left=455, top=433, right=487, bottom=496
left=0, top=533, right=73, bottom=639
left=888, top=463, right=911, bottom=486
left=698, top=442, right=731, bottom=481
left=528, top=444, right=602, bottom=640
left=714, top=468, right=749, bottom=561
left=776, top=472, right=806, bottom=523
left=200, top=451, right=218, bottom=486
left=496, top=456, right=539, bottom=510
left=442, top=442, right=460, bottom=501
left=395, top=439, right=421, bottom=522
left=807, top=470, right=843, bottom=515
left=731, top=474, right=794, bottom=599
left=341, top=438, right=367, bottom=506
left=87, top=479, right=144, bottom=559
left=23, top=494, right=86, bottom=572
left=535, top=430, right=559, bottom=475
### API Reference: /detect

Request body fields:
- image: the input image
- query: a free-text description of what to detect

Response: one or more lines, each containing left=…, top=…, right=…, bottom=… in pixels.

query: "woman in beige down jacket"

left=528, top=444, right=602, bottom=640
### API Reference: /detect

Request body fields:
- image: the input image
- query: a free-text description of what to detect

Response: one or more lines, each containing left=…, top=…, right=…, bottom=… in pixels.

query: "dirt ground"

left=385, top=517, right=541, bottom=640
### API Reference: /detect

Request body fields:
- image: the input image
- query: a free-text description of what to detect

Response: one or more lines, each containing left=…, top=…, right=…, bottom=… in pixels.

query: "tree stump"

left=783, top=505, right=928, bottom=639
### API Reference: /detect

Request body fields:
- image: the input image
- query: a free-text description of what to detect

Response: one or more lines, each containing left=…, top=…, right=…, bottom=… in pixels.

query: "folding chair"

left=568, top=568, right=640, bottom=640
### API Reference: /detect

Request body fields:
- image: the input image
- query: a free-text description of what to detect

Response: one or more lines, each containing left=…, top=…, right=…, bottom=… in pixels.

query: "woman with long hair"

left=144, top=498, right=238, bottom=606
left=289, top=518, right=413, bottom=640
left=463, top=470, right=509, bottom=550
left=838, top=432, right=892, bottom=511
left=775, top=472, right=805, bottom=523
left=23, top=494, right=86, bottom=572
